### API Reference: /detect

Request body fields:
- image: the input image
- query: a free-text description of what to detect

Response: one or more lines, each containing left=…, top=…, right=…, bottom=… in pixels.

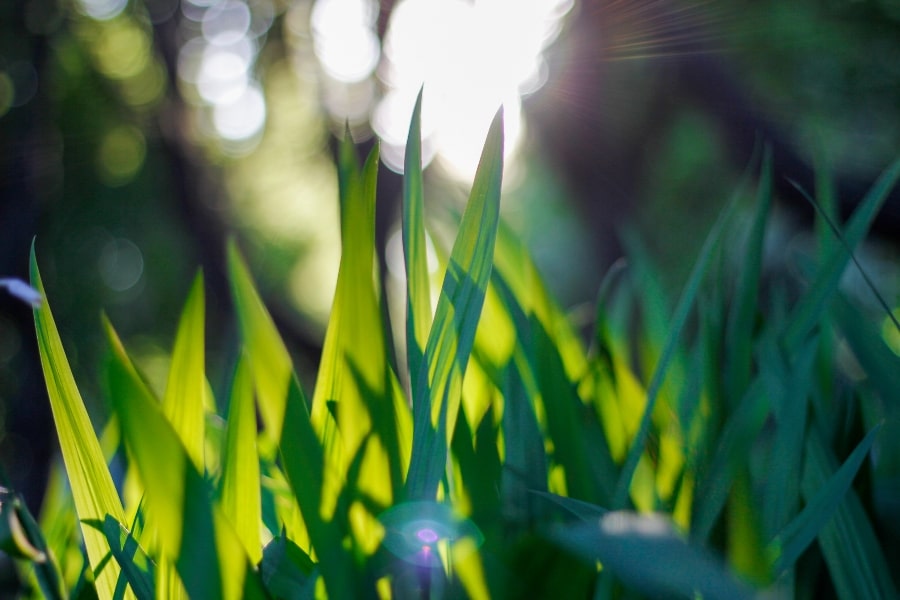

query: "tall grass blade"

left=403, top=88, right=432, bottom=391
left=406, top=107, right=504, bottom=500
left=218, top=352, right=262, bottom=564
left=783, top=156, right=900, bottom=349
left=30, top=246, right=128, bottom=600
left=94, top=515, right=154, bottom=600
left=161, top=272, right=207, bottom=470
left=279, top=375, right=358, bottom=597
left=550, top=511, right=755, bottom=599
left=769, top=423, right=881, bottom=575
left=613, top=187, right=740, bottom=508
left=227, top=241, right=293, bottom=445
left=311, top=141, right=405, bottom=517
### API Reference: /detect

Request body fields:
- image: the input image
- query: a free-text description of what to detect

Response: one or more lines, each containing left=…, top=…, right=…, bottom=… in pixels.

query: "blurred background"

left=3, top=0, right=900, bottom=513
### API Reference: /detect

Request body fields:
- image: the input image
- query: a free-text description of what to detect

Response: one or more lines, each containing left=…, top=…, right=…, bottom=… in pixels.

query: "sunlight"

left=373, top=0, right=574, bottom=179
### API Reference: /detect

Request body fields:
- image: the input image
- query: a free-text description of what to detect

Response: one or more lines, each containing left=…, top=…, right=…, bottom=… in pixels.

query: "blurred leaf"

left=30, top=246, right=128, bottom=600
left=161, top=272, right=206, bottom=470
left=217, top=352, right=262, bottom=565
left=0, top=489, right=66, bottom=599
left=550, top=510, right=755, bottom=599
left=406, top=106, right=504, bottom=500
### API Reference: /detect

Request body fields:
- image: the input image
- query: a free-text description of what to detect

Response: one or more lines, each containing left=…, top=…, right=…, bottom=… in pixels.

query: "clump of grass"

left=2, top=95, right=899, bottom=599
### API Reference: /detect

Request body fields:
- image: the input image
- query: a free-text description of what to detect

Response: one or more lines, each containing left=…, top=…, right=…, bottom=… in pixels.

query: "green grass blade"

left=0, top=489, right=66, bottom=599
left=104, top=320, right=265, bottom=600
left=405, top=107, right=504, bottom=500
left=279, top=375, right=358, bottom=598
left=725, top=150, right=772, bottom=403
left=227, top=241, right=294, bottom=445
left=550, top=511, right=755, bottom=599
left=613, top=188, right=740, bottom=508
left=161, top=272, right=206, bottom=470
left=95, top=515, right=154, bottom=600
left=783, top=156, right=900, bottom=350
left=218, top=352, right=262, bottom=565
left=311, top=142, right=406, bottom=516
left=403, top=88, right=432, bottom=391
left=30, top=246, right=128, bottom=600
left=769, top=423, right=881, bottom=574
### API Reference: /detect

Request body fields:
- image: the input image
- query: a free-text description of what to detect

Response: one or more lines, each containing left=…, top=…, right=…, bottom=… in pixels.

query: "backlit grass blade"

left=104, top=320, right=266, bottom=600
left=550, top=511, right=755, bottom=599
left=227, top=241, right=293, bottom=445
left=613, top=187, right=740, bottom=509
left=768, top=424, right=882, bottom=576
left=217, top=352, right=262, bottom=565
left=161, top=272, right=206, bottom=470
left=405, top=107, right=504, bottom=500
left=783, top=156, right=900, bottom=350
left=403, top=88, right=432, bottom=391
left=30, top=246, right=128, bottom=600
left=96, top=515, right=154, bottom=600
left=279, top=375, right=359, bottom=598
left=311, top=141, right=406, bottom=517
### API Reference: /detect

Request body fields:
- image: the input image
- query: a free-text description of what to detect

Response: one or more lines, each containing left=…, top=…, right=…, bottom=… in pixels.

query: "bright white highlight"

left=311, top=0, right=381, bottom=83
left=374, top=0, right=573, bottom=178
left=213, top=82, right=266, bottom=141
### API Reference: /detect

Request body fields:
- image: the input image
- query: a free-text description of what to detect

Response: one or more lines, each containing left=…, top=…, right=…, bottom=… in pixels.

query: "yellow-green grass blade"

left=30, top=247, right=128, bottom=600
left=550, top=511, right=755, bottom=599
left=227, top=241, right=293, bottom=446
left=612, top=188, right=740, bottom=509
left=161, top=272, right=206, bottom=470
left=279, top=374, right=359, bottom=597
left=405, top=107, right=504, bottom=500
left=217, top=352, right=262, bottom=565
left=311, top=141, right=406, bottom=518
left=769, top=425, right=887, bottom=585
left=783, top=156, right=900, bottom=350
left=403, top=88, right=432, bottom=391
left=104, top=320, right=266, bottom=600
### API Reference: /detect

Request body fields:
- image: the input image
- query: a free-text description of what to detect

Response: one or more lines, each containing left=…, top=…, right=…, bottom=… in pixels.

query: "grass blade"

left=30, top=246, right=128, bottom=600
left=104, top=320, right=265, bottom=600
left=405, top=107, right=504, bottom=500
left=769, top=423, right=881, bottom=574
left=613, top=187, right=740, bottom=508
left=217, top=352, right=262, bottom=564
left=227, top=241, right=293, bottom=445
left=403, top=88, right=432, bottom=391
left=161, top=272, right=207, bottom=470
left=550, top=511, right=755, bottom=599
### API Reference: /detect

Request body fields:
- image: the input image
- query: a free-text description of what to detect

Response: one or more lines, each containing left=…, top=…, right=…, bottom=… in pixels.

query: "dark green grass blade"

left=798, top=429, right=897, bottom=599
left=613, top=188, right=740, bottom=509
left=760, top=336, right=816, bottom=539
left=530, top=491, right=608, bottom=521
left=0, top=489, right=66, bottom=599
left=550, top=511, right=756, bottom=599
left=260, top=534, right=317, bottom=600
left=403, top=88, right=432, bottom=392
left=30, top=246, right=127, bottom=600
left=161, top=272, right=207, bottom=470
left=218, top=352, right=262, bottom=564
left=768, top=424, right=881, bottom=575
left=783, top=156, right=900, bottom=350
left=405, top=107, right=504, bottom=500
left=278, top=375, right=359, bottom=598
left=104, top=320, right=266, bottom=600
left=92, top=516, right=154, bottom=600
left=725, top=150, right=772, bottom=404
